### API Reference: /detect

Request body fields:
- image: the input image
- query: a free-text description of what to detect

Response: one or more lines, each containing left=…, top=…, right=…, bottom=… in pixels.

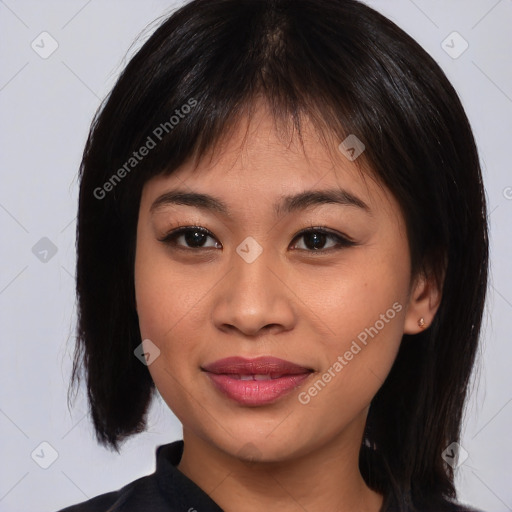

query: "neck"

left=177, top=417, right=383, bottom=512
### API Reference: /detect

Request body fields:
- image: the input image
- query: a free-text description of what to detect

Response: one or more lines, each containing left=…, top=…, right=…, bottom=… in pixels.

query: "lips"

left=202, top=356, right=313, bottom=406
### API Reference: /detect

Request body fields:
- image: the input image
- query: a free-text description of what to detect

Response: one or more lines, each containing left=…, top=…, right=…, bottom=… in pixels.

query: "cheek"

left=134, top=242, right=205, bottom=421
left=134, top=236, right=212, bottom=402
left=136, top=274, right=203, bottom=346
left=294, top=249, right=409, bottom=343
left=293, top=250, right=409, bottom=405
left=134, top=229, right=204, bottom=345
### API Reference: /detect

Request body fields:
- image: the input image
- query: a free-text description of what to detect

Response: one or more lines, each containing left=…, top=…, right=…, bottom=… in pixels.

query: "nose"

left=211, top=243, right=297, bottom=337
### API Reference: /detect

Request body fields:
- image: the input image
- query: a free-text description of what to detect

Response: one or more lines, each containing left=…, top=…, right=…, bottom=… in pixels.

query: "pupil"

left=186, top=230, right=206, bottom=247
left=305, top=232, right=326, bottom=250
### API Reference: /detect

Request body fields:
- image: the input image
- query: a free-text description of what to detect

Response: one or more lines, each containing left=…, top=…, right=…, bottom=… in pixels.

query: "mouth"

left=201, top=356, right=314, bottom=406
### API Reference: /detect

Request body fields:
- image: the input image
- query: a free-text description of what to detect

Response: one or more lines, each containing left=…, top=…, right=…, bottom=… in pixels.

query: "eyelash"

left=158, top=225, right=357, bottom=253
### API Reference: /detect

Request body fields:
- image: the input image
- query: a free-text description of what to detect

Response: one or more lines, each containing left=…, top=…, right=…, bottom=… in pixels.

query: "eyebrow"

left=150, top=188, right=371, bottom=217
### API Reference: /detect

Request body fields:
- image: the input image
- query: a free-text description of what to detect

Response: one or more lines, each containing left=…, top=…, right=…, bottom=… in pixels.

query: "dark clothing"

left=57, top=441, right=222, bottom=512
left=56, top=440, right=482, bottom=512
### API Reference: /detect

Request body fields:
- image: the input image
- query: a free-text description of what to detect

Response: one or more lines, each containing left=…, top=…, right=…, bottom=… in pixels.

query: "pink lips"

left=202, top=356, right=313, bottom=406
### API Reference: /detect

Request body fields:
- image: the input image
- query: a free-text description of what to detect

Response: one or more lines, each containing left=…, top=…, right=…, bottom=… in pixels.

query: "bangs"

left=85, top=0, right=426, bottom=215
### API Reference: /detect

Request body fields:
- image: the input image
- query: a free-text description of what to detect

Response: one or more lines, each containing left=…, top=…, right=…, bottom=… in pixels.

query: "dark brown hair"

left=70, top=1, right=488, bottom=510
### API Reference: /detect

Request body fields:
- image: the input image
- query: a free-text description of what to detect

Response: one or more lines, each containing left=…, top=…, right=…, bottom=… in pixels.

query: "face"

left=134, top=103, right=419, bottom=463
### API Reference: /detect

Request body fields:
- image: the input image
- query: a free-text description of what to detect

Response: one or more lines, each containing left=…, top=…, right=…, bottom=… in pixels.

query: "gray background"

left=0, top=1, right=511, bottom=511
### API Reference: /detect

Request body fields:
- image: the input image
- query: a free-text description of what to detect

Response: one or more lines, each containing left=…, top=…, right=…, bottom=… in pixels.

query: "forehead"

left=142, top=101, right=393, bottom=216
left=191, top=102, right=361, bottom=177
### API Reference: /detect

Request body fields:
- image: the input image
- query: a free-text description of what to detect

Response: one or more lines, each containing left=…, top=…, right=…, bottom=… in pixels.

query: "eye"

left=158, top=226, right=221, bottom=249
left=290, top=227, right=356, bottom=252
left=158, top=225, right=356, bottom=253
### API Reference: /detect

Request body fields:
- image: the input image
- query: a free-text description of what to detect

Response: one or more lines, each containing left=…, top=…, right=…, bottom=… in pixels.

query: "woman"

left=59, top=0, right=488, bottom=510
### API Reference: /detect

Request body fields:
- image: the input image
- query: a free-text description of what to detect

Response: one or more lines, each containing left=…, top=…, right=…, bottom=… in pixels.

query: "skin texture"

left=134, top=102, right=441, bottom=512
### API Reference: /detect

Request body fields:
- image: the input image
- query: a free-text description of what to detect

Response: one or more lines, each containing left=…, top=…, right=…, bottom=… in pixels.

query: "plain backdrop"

left=0, top=1, right=511, bottom=511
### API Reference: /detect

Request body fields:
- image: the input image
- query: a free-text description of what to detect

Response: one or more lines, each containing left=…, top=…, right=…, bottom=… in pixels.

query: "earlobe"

left=403, top=272, right=442, bottom=334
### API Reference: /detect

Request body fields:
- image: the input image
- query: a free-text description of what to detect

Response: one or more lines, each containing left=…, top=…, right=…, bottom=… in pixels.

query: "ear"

left=403, top=271, right=443, bottom=334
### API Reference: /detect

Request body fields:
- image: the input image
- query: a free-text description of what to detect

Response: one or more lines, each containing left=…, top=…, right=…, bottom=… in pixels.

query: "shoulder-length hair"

left=70, top=0, right=488, bottom=510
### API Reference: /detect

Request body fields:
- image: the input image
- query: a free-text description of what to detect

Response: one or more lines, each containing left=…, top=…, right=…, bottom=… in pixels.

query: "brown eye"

left=159, top=227, right=221, bottom=249
left=291, top=228, right=356, bottom=252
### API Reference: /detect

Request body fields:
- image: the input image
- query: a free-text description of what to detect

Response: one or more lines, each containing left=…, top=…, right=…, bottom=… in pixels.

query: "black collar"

left=154, top=440, right=224, bottom=511
left=154, top=440, right=398, bottom=512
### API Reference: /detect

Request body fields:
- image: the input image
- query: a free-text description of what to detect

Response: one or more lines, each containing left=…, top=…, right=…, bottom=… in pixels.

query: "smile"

left=201, top=356, right=313, bottom=406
